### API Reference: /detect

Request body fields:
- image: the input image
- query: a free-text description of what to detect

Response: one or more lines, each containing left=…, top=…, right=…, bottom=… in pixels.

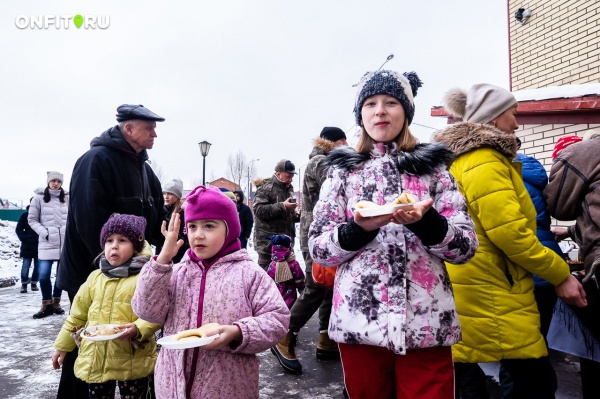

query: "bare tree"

left=226, top=151, right=247, bottom=187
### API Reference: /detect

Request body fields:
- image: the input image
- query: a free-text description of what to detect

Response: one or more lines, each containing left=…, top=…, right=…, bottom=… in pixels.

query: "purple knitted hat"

left=100, top=213, right=147, bottom=253
left=185, top=185, right=241, bottom=243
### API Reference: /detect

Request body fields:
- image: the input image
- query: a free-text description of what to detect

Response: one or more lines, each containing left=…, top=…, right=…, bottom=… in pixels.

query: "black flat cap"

left=116, top=104, right=165, bottom=122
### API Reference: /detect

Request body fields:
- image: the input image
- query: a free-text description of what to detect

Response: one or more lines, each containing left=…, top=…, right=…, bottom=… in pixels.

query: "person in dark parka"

left=55, top=104, right=166, bottom=399
left=234, top=190, right=254, bottom=249
left=15, top=204, right=40, bottom=293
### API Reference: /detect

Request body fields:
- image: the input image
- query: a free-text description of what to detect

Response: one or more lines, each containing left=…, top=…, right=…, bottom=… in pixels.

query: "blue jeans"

left=21, top=258, right=39, bottom=284
left=38, top=259, right=62, bottom=300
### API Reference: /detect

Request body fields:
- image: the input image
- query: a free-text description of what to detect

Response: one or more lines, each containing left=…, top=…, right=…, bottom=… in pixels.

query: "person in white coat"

left=28, top=171, right=69, bottom=318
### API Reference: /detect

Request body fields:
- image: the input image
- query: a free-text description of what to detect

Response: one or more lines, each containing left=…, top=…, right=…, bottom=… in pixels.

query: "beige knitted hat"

left=443, top=83, right=516, bottom=124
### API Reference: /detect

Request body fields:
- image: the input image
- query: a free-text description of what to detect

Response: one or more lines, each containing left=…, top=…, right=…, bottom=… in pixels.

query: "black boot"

left=33, top=300, right=54, bottom=319
left=31, top=282, right=39, bottom=291
left=20, top=284, right=27, bottom=293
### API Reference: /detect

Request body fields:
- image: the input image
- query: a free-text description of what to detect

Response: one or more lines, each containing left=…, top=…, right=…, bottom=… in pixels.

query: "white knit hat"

left=163, top=178, right=183, bottom=199
left=443, top=83, right=516, bottom=124
left=46, top=171, right=63, bottom=184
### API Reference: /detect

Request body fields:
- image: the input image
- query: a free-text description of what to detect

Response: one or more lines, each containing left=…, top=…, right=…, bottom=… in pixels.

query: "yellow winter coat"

left=53, top=249, right=162, bottom=383
left=432, top=123, right=570, bottom=363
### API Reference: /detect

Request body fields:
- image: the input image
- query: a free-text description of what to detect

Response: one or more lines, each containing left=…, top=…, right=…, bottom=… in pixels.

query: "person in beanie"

left=28, top=171, right=68, bottom=318
left=16, top=198, right=40, bottom=293
left=432, top=83, right=586, bottom=398
left=158, top=178, right=189, bottom=263
left=266, top=234, right=305, bottom=309
left=52, top=213, right=162, bottom=399
left=233, top=190, right=254, bottom=249
left=309, top=69, right=478, bottom=399
left=56, top=104, right=166, bottom=398
left=132, top=185, right=289, bottom=399
left=253, top=159, right=300, bottom=269
left=271, top=126, right=347, bottom=374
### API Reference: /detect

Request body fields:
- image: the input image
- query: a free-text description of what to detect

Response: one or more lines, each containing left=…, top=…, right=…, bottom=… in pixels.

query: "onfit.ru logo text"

left=15, top=15, right=110, bottom=29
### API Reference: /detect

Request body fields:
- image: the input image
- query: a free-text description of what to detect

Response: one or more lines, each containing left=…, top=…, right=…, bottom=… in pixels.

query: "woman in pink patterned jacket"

left=308, top=69, right=478, bottom=399
left=132, top=185, right=289, bottom=399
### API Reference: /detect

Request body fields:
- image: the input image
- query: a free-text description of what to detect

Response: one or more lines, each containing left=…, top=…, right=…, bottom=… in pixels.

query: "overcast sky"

left=1, top=0, right=510, bottom=205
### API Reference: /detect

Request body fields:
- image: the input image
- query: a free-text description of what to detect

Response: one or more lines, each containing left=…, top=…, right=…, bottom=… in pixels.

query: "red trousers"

left=339, top=343, right=454, bottom=399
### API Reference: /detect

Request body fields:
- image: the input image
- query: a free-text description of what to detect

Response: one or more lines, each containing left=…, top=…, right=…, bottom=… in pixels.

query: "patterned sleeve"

left=308, top=167, right=360, bottom=266
left=131, top=258, right=174, bottom=324
left=231, top=270, right=290, bottom=354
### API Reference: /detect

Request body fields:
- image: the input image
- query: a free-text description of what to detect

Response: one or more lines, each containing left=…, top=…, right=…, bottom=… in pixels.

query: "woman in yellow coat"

left=432, top=83, right=586, bottom=399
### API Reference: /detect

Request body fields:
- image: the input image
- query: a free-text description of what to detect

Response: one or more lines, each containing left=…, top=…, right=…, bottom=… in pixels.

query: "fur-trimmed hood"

left=325, top=142, right=454, bottom=176
left=310, top=137, right=337, bottom=157
left=253, top=177, right=269, bottom=189
left=431, top=122, right=518, bottom=159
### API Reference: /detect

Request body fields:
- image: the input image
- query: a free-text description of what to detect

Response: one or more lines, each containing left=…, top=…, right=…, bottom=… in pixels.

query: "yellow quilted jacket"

left=53, top=245, right=162, bottom=383
left=433, top=123, right=570, bottom=363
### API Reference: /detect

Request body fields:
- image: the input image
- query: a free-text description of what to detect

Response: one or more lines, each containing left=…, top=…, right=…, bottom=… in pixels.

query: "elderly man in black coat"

left=56, top=104, right=166, bottom=398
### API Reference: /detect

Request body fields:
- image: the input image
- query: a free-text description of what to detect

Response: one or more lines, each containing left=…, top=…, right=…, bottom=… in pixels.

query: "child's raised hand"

left=117, top=323, right=139, bottom=341
left=52, top=350, right=67, bottom=370
left=157, top=212, right=185, bottom=264
left=203, top=324, right=243, bottom=350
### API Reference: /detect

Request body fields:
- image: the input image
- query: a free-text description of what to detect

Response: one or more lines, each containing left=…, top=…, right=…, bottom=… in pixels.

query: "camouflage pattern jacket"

left=253, top=176, right=299, bottom=257
left=300, top=138, right=336, bottom=272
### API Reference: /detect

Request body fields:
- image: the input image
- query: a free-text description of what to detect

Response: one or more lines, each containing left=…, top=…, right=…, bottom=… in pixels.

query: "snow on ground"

left=0, top=220, right=22, bottom=282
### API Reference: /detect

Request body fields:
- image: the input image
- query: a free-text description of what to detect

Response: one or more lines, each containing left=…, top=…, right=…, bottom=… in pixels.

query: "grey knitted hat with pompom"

left=353, top=70, right=423, bottom=126
left=442, top=83, right=516, bottom=124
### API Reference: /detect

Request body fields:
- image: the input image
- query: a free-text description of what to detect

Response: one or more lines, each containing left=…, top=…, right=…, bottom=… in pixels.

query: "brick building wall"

left=517, top=123, right=600, bottom=170
left=509, top=0, right=600, bottom=91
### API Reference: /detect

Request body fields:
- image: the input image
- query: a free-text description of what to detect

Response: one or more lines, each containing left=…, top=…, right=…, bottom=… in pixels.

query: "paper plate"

left=356, top=203, right=414, bottom=217
left=81, top=324, right=127, bottom=342
left=157, top=333, right=220, bottom=350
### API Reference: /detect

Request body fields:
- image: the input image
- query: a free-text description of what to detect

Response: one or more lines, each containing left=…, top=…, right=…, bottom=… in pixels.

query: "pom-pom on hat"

left=184, top=185, right=241, bottom=241
left=443, top=83, right=516, bottom=125
left=320, top=127, right=347, bottom=142
left=353, top=70, right=423, bottom=126
left=46, top=171, right=63, bottom=184
left=100, top=213, right=147, bottom=253
left=163, top=178, right=183, bottom=199
left=552, top=135, right=582, bottom=161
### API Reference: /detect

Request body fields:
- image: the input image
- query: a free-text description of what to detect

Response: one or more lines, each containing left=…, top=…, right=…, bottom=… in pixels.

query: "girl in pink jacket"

left=132, top=185, right=290, bottom=399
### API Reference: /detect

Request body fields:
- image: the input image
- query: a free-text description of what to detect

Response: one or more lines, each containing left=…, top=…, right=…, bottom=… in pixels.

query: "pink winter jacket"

left=131, top=249, right=290, bottom=399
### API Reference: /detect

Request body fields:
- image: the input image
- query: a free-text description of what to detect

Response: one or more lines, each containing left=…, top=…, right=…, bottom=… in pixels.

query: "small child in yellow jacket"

left=52, top=213, right=162, bottom=399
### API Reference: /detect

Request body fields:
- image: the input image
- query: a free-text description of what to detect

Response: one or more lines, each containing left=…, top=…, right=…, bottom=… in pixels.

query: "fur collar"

left=313, top=137, right=337, bottom=153
left=431, top=122, right=518, bottom=158
left=326, top=143, right=454, bottom=176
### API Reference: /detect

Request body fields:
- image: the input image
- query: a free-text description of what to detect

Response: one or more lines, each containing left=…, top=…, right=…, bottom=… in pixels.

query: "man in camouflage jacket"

left=253, top=159, right=299, bottom=269
left=271, top=127, right=347, bottom=374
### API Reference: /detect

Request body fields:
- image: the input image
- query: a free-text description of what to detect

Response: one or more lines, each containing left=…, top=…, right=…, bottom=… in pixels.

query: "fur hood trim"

left=326, top=143, right=454, bottom=176
left=253, top=177, right=269, bottom=188
left=431, top=122, right=518, bottom=159
left=313, top=137, right=337, bottom=153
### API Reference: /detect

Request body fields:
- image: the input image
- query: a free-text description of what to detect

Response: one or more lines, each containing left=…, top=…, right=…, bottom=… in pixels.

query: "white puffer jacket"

left=28, top=188, right=69, bottom=260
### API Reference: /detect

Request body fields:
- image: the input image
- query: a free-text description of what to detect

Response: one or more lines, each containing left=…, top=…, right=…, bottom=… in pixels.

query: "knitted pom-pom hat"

left=443, top=83, right=516, bottom=125
left=185, top=185, right=241, bottom=247
left=354, top=70, right=423, bottom=126
left=100, top=213, right=147, bottom=253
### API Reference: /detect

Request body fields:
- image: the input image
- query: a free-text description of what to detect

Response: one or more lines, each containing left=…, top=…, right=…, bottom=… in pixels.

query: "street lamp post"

left=247, top=159, right=259, bottom=204
left=198, top=141, right=212, bottom=186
